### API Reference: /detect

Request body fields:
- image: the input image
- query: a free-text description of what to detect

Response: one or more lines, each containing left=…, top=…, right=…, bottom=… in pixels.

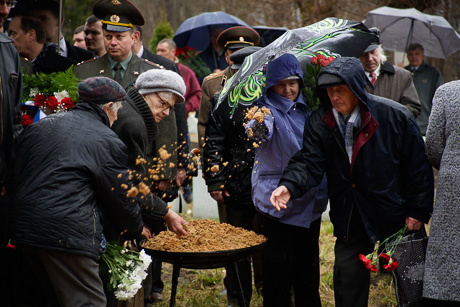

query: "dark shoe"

left=149, top=292, right=163, bottom=301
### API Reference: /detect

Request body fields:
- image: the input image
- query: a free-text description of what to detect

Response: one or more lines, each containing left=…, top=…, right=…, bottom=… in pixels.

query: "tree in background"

left=149, top=10, right=174, bottom=52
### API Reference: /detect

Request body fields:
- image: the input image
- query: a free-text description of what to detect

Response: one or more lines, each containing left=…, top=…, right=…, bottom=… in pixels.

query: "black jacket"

left=203, top=93, right=255, bottom=206
left=9, top=102, right=143, bottom=259
left=279, top=57, right=433, bottom=242
left=0, top=33, right=22, bottom=181
left=65, top=39, right=94, bottom=63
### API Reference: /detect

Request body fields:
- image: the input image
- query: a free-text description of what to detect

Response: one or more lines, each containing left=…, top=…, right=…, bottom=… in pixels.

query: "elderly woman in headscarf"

left=245, top=53, right=328, bottom=307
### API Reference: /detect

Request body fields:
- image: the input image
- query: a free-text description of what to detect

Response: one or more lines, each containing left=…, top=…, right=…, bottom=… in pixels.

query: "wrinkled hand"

left=270, top=186, right=291, bottom=211
left=142, top=226, right=152, bottom=240
left=210, top=190, right=229, bottom=203
left=156, top=180, right=172, bottom=192
left=163, top=209, right=188, bottom=236
left=405, top=217, right=423, bottom=231
left=176, top=167, right=186, bottom=187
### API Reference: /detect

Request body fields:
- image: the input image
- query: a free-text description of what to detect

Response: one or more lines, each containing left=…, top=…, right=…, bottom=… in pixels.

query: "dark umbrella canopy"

left=254, top=25, right=289, bottom=47
left=215, top=18, right=377, bottom=117
left=173, top=11, right=249, bottom=51
left=364, top=6, right=460, bottom=59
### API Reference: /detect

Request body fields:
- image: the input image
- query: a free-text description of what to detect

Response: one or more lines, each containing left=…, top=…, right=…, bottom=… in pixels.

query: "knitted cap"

left=135, top=69, right=185, bottom=104
left=78, top=76, right=126, bottom=105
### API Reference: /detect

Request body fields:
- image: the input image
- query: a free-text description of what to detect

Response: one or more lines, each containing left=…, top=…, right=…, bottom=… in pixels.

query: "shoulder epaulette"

left=143, top=59, right=164, bottom=70
left=76, top=57, right=97, bottom=66
left=204, top=71, right=224, bottom=81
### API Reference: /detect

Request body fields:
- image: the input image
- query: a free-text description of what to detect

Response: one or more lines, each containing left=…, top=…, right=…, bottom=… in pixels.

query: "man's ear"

left=103, top=102, right=114, bottom=113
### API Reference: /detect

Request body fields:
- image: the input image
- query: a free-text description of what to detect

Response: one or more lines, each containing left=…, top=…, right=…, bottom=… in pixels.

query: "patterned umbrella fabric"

left=364, top=6, right=460, bottom=59
left=215, top=18, right=377, bottom=117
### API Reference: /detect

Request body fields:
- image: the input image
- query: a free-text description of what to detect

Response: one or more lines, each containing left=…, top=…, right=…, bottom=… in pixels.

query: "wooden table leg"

left=170, top=263, right=181, bottom=307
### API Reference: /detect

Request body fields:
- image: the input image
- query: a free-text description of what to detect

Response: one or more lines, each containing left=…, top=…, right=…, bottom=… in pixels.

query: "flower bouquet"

left=100, top=241, right=152, bottom=300
left=21, top=67, right=79, bottom=127
left=303, top=53, right=335, bottom=112
left=176, top=46, right=211, bottom=78
left=359, top=224, right=408, bottom=273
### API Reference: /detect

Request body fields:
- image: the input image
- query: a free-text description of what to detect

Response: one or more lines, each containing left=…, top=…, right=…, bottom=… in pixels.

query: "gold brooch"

left=111, top=0, right=121, bottom=5
left=110, top=15, right=120, bottom=23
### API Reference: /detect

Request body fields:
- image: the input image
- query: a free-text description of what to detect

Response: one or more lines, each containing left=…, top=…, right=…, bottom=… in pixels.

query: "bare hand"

left=270, top=186, right=291, bottom=211
left=141, top=226, right=152, bottom=240
left=163, top=209, right=188, bottom=236
left=210, top=190, right=229, bottom=203
left=156, top=180, right=172, bottom=192
left=405, top=216, right=423, bottom=231
left=176, top=167, right=186, bottom=187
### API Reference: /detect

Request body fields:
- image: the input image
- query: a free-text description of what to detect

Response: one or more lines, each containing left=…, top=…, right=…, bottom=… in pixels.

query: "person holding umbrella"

left=358, top=28, right=421, bottom=119
left=405, top=43, right=443, bottom=135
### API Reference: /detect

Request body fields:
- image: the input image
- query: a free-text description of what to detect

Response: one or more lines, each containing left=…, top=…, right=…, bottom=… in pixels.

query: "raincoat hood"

left=317, top=57, right=370, bottom=108
left=265, top=53, right=305, bottom=92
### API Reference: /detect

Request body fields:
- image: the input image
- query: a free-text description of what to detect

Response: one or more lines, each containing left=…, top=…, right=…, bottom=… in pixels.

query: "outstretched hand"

left=270, top=186, right=291, bottom=211
left=163, top=209, right=188, bottom=236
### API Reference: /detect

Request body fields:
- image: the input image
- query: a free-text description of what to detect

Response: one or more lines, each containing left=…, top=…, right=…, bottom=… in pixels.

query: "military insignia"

left=239, top=36, right=244, bottom=42
left=110, top=15, right=120, bottom=23
left=99, top=70, right=104, bottom=74
left=111, top=0, right=121, bottom=5
left=134, top=71, right=139, bottom=75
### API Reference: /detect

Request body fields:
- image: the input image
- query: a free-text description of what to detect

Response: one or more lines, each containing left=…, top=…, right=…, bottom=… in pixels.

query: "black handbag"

left=385, top=228, right=428, bottom=307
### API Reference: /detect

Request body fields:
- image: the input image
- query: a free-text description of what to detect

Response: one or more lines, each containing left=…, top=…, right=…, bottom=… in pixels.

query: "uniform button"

left=365, top=133, right=369, bottom=137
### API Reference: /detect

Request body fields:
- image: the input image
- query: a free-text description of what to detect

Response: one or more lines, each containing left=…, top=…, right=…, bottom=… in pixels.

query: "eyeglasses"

left=0, top=1, right=17, bottom=8
left=155, top=93, right=175, bottom=112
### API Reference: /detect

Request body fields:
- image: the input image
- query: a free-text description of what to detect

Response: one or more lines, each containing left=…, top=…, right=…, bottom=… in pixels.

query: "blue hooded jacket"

left=248, top=54, right=328, bottom=228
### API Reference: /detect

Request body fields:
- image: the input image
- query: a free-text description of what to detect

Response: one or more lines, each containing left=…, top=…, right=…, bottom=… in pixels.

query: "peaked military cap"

left=93, top=0, right=144, bottom=32
left=217, top=26, right=261, bottom=51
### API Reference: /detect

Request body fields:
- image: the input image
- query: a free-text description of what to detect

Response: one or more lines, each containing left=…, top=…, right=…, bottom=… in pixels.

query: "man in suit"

left=84, top=15, right=105, bottom=57
left=9, top=14, right=75, bottom=74
left=31, top=0, right=94, bottom=63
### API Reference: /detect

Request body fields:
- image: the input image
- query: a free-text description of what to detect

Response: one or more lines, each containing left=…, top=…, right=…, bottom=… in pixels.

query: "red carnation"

left=359, top=254, right=371, bottom=266
left=383, top=259, right=399, bottom=272
left=34, top=94, right=46, bottom=107
left=369, top=264, right=378, bottom=273
left=61, top=97, right=75, bottom=110
left=22, top=114, right=34, bottom=127
left=379, top=253, right=391, bottom=263
left=46, top=96, right=59, bottom=110
left=310, top=56, right=318, bottom=65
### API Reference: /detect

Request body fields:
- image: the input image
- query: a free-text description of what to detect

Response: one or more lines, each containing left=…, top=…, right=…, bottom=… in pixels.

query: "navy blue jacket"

left=9, top=102, right=143, bottom=259
left=279, top=57, right=434, bottom=242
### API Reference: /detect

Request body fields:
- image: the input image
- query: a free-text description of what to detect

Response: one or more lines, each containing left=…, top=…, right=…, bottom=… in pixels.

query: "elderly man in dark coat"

left=271, top=57, right=434, bottom=307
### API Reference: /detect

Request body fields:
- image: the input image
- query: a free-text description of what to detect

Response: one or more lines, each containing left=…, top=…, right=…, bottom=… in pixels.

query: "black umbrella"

left=214, top=18, right=377, bottom=117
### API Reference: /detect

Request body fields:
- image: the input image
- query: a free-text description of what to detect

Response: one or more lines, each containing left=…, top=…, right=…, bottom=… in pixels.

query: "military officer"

left=197, top=26, right=260, bottom=152
left=73, top=0, right=161, bottom=90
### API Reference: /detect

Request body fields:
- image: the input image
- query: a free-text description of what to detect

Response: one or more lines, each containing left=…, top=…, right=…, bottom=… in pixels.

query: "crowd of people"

left=0, top=0, right=455, bottom=306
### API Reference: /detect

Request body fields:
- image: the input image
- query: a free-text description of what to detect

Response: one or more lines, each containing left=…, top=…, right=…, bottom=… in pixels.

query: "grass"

left=147, top=220, right=397, bottom=307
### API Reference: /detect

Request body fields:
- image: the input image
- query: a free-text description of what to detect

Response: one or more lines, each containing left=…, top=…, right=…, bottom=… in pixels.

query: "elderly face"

left=327, top=85, right=359, bottom=115
left=103, top=29, right=134, bottom=62
left=407, top=48, right=424, bottom=67
left=359, top=48, right=380, bottom=73
left=142, top=92, right=176, bottom=123
left=272, top=79, right=300, bottom=102
left=156, top=42, right=175, bottom=62
left=85, top=21, right=104, bottom=56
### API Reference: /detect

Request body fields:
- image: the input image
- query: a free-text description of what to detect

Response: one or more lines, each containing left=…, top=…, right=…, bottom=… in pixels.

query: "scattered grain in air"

left=169, top=162, right=175, bottom=168
left=121, top=183, right=128, bottom=189
left=166, top=204, right=173, bottom=209
left=138, top=182, right=150, bottom=196
left=223, top=161, right=229, bottom=167
left=211, top=165, right=219, bottom=172
left=253, top=142, right=259, bottom=148
left=127, top=187, right=138, bottom=198
left=117, top=173, right=122, bottom=178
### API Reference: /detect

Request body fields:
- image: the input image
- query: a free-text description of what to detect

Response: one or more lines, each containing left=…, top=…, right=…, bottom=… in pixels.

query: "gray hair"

left=158, top=38, right=176, bottom=50
left=377, top=46, right=387, bottom=64
left=97, top=100, right=123, bottom=112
